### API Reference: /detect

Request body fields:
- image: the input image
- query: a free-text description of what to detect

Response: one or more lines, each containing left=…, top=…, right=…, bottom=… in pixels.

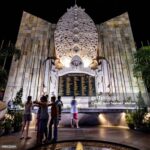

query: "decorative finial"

left=75, top=0, right=77, bottom=5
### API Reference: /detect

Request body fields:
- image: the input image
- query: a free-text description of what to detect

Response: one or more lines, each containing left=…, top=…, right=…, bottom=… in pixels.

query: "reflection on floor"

left=36, top=141, right=138, bottom=150
left=0, top=127, right=150, bottom=150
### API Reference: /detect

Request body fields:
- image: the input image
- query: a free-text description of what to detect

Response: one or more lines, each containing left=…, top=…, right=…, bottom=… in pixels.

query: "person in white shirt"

left=70, top=96, right=79, bottom=128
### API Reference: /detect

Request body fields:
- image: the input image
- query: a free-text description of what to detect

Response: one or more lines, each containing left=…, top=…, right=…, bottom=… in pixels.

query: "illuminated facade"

left=4, top=5, right=149, bottom=109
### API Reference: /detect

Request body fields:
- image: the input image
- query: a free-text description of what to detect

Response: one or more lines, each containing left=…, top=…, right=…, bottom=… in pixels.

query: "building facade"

left=3, top=5, right=149, bottom=109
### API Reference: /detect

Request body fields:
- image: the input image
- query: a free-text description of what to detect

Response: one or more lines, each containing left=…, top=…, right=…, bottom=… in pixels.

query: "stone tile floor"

left=0, top=126, right=150, bottom=150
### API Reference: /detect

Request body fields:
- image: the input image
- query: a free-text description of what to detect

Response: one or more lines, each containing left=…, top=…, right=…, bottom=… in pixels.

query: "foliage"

left=125, top=111, right=134, bottom=124
left=12, top=111, right=23, bottom=132
left=13, top=88, right=23, bottom=106
left=134, top=92, right=147, bottom=127
left=125, top=92, right=147, bottom=129
left=136, top=92, right=146, bottom=109
left=0, top=119, right=5, bottom=136
left=0, top=42, right=21, bottom=94
left=3, top=113, right=14, bottom=134
left=133, top=46, right=150, bottom=91
left=1, top=110, right=23, bottom=134
left=0, top=43, right=21, bottom=61
left=0, top=68, right=7, bottom=90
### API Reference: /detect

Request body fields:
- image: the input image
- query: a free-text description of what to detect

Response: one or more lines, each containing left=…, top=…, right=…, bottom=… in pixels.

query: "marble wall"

left=3, top=11, right=149, bottom=107
left=95, top=13, right=149, bottom=105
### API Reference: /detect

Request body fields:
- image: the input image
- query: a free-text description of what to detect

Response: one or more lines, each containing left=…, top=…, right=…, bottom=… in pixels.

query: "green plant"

left=133, top=46, right=150, bottom=92
left=125, top=112, right=134, bottom=124
left=0, top=43, right=21, bottom=71
left=125, top=97, right=132, bottom=103
left=134, top=92, right=147, bottom=128
left=13, top=111, right=23, bottom=132
left=125, top=92, right=148, bottom=129
left=132, top=111, right=144, bottom=128
left=0, top=69, right=7, bottom=90
left=3, top=113, right=13, bottom=134
left=13, top=87, right=23, bottom=107
left=0, top=120, right=5, bottom=136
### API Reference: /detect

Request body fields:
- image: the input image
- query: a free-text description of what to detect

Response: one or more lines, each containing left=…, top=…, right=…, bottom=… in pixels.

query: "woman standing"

left=70, top=96, right=79, bottom=128
left=20, top=96, right=32, bottom=139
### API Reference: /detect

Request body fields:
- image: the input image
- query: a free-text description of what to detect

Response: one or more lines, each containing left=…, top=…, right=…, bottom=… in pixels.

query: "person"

left=70, top=96, right=79, bottom=128
left=35, top=95, right=49, bottom=131
left=35, top=95, right=42, bottom=133
left=55, top=95, right=63, bottom=126
left=33, top=95, right=50, bottom=144
left=48, top=96, right=59, bottom=142
left=20, top=96, right=32, bottom=139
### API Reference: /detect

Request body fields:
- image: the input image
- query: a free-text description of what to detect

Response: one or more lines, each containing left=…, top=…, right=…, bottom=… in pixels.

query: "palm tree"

left=133, top=46, right=150, bottom=92
left=0, top=69, right=7, bottom=91
left=0, top=40, right=21, bottom=94
left=0, top=42, right=21, bottom=70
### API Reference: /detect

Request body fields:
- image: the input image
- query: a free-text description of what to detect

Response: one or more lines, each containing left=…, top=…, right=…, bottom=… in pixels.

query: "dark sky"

left=0, top=0, right=150, bottom=48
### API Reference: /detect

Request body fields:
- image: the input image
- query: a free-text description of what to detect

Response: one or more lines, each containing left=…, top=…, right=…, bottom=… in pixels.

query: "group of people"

left=20, top=95, right=79, bottom=144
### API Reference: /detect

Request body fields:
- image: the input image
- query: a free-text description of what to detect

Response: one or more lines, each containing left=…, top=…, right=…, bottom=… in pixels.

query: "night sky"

left=0, top=0, right=150, bottom=48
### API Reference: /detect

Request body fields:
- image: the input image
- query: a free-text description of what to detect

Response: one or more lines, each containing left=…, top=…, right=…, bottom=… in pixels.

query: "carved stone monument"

left=3, top=5, right=149, bottom=109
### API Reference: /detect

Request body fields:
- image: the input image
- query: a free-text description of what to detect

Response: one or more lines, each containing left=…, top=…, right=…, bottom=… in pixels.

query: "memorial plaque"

left=58, top=73, right=96, bottom=96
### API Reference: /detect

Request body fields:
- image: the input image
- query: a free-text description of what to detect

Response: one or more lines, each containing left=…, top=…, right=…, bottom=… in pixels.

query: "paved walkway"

left=0, top=126, right=150, bottom=150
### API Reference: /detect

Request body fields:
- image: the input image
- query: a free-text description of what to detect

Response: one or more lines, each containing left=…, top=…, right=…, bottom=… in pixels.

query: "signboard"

left=58, top=73, right=96, bottom=96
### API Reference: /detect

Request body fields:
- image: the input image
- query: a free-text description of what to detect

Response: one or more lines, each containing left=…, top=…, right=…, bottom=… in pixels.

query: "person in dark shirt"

left=34, top=95, right=51, bottom=144
left=48, top=96, right=59, bottom=142
left=55, top=96, right=63, bottom=126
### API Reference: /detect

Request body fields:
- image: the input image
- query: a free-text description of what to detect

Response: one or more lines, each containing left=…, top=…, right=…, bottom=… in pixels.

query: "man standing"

left=55, top=96, right=63, bottom=126
left=48, top=96, right=58, bottom=142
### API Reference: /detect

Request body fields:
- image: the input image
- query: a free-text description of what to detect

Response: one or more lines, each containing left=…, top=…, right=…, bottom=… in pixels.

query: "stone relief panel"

left=54, top=5, right=98, bottom=68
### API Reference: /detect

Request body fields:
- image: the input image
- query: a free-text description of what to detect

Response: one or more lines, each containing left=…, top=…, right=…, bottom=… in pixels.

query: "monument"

left=4, top=5, right=149, bottom=110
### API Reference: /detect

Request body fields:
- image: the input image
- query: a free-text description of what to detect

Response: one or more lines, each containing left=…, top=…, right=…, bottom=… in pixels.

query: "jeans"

left=48, top=117, right=58, bottom=141
left=39, top=118, right=48, bottom=141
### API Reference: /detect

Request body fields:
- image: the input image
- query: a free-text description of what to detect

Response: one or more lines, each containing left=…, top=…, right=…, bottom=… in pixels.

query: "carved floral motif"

left=54, top=5, right=98, bottom=68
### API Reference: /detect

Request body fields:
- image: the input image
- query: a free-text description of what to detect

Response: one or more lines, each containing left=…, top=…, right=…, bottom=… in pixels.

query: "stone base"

left=31, top=108, right=128, bottom=128
left=59, top=112, right=127, bottom=127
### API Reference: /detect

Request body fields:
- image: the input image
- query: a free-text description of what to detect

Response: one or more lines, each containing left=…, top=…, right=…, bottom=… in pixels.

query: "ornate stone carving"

left=54, top=5, right=98, bottom=68
left=71, top=55, right=83, bottom=67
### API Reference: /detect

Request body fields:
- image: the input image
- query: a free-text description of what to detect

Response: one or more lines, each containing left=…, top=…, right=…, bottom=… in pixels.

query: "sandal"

left=20, top=136, right=24, bottom=140
left=25, top=137, right=31, bottom=140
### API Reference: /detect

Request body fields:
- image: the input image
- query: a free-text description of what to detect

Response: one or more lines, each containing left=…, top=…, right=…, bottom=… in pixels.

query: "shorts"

left=24, top=114, right=32, bottom=122
left=72, top=113, right=78, bottom=120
